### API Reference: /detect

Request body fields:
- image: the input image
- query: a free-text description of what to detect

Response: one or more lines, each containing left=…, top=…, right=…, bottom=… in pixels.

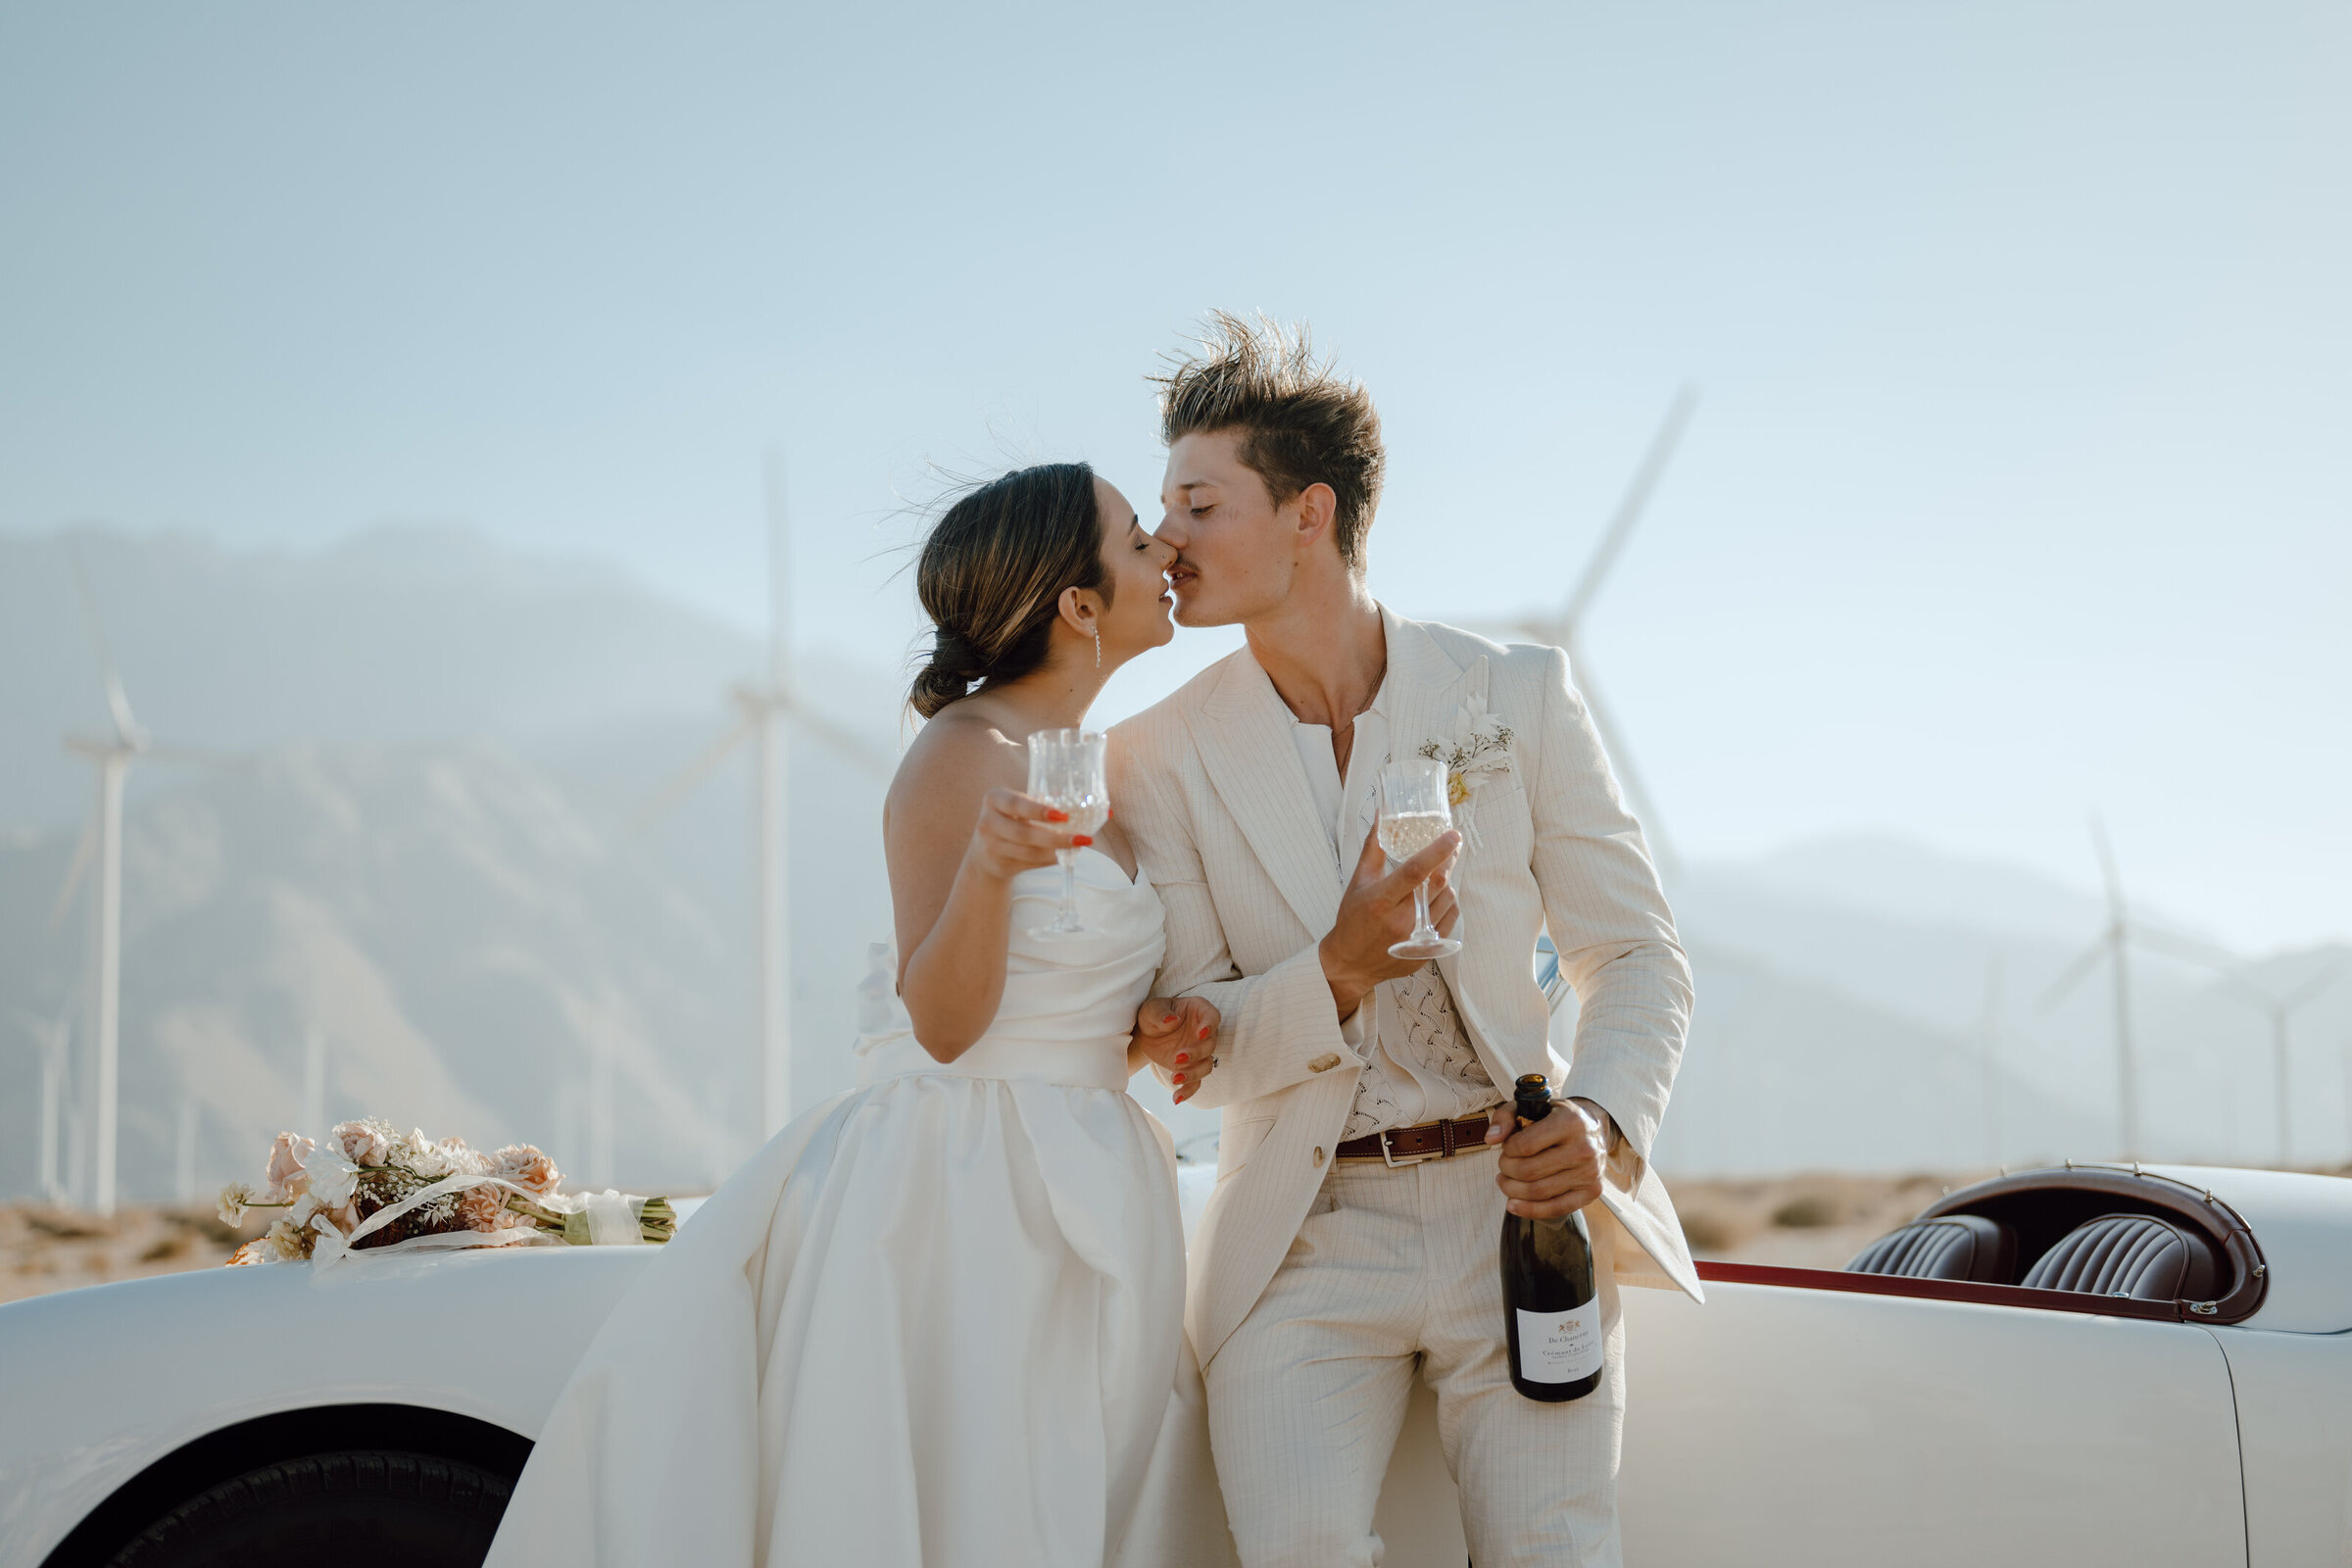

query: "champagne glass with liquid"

left=1378, top=757, right=1462, bottom=960
left=1026, top=728, right=1109, bottom=938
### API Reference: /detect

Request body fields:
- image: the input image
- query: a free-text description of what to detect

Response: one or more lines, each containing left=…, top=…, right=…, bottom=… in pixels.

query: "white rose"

left=307, top=1149, right=361, bottom=1209
left=264, top=1216, right=313, bottom=1262
left=404, top=1130, right=453, bottom=1179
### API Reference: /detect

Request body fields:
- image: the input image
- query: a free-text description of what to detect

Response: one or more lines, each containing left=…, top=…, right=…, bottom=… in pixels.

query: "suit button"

left=1307, top=1053, right=1342, bottom=1073
left=1312, top=1147, right=1326, bottom=1166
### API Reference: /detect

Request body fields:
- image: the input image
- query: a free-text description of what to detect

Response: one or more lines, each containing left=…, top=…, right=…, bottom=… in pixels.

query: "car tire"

left=106, top=1449, right=515, bottom=1567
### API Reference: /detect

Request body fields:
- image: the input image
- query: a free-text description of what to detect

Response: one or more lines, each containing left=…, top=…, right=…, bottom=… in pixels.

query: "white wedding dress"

left=483, top=851, right=1233, bottom=1568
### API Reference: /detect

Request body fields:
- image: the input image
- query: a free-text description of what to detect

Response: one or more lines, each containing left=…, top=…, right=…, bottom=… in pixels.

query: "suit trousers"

left=1204, top=1144, right=1626, bottom=1568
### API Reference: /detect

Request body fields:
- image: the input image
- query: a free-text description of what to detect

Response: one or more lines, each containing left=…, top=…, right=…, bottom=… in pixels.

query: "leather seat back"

left=1846, top=1214, right=2016, bottom=1283
left=2020, top=1212, right=2221, bottom=1300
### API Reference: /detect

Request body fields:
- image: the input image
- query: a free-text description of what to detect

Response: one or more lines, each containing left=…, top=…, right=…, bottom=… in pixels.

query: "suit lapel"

left=1187, top=652, right=1345, bottom=938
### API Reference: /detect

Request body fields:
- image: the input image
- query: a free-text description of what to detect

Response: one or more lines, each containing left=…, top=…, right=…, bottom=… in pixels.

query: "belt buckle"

left=1378, top=1129, right=1438, bottom=1169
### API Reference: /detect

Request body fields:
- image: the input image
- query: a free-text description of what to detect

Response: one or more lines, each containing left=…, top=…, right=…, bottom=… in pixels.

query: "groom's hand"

left=1488, top=1098, right=1607, bottom=1219
left=1318, top=822, right=1462, bottom=1021
left=1133, top=996, right=1219, bottom=1104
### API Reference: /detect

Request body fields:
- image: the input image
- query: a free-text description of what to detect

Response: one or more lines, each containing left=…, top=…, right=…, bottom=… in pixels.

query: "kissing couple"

left=485, top=315, right=1698, bottom=1568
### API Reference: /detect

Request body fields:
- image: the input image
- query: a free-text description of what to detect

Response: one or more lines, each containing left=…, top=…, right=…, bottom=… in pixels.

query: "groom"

left=1110, top=316, right=1700, bottom=1567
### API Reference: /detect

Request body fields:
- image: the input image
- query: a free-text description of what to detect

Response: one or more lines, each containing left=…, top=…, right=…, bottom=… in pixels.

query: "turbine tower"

left=636, top=453, right=895, bottom=1141
left=2040, top=817, right=2148, bottom=1161
left=56, top=546, right=149, bottom=1216
left=1477, top=388, right=1697, bottom=874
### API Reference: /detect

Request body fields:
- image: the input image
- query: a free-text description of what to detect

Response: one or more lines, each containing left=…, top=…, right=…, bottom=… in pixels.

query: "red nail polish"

left=1045, top=808, right=1068, bottom=822
left=1198, top=1025, right=1210, bottom=1039
left=1173, top=1075, right=1185, bottom=1085
left=1162, top=1014, right=1176, bottom=1025
left=1071, top=834, right=1094, bottom=847
left=1174, top=1054, right=1190, bottom=1064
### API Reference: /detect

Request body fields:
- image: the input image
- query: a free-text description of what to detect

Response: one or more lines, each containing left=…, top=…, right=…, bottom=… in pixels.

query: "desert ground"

left=0, top=1171, right=2003, bottom=1305
left=13, top=1165, right=2346, bottom=1306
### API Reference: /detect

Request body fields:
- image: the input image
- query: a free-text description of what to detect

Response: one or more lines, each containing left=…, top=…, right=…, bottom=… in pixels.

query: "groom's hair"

left=1153, top=312, right=1385, bottom=574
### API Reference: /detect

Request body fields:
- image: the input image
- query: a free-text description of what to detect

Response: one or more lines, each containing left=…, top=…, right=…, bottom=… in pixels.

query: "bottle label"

left=1516, top=1299, right=1603, bottom=1383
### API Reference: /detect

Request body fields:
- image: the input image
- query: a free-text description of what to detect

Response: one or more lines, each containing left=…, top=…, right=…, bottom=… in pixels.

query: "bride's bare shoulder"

left=885, top=704, right=1026, bottom=835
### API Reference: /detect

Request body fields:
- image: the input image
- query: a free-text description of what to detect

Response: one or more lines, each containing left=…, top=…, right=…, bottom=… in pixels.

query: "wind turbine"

left=2039, top=817, right=2150, bottom=1161
left=1473, top=387, right=1698, bottom=874
left=50, top=542, right=231, bottom=1214
left=2215, top=963, right=2346, bottom=1168
left=1982, top=955, right=2004, bottom=1167
left=635, top=453, right=896, bottom=1141
left=52, top=544, right=154, bottom=1218
left=14, top=1009, right=73, bottom=1204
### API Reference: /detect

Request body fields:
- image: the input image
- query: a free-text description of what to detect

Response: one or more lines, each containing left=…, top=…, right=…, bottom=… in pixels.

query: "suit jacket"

left=1110, top=608, right=1701, bottom=1364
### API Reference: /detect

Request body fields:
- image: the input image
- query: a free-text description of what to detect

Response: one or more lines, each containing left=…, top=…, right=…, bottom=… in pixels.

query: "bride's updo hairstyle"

left=909, top=462, right=1111, bottom=718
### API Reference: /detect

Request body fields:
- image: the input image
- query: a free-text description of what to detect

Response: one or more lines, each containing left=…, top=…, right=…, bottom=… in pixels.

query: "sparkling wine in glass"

left=1378, top=757, right=1462, bottom=960
left=1027, top=728, right=1109, bottom=938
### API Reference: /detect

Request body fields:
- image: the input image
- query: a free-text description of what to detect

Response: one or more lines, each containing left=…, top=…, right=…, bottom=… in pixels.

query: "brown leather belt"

left=1333, top=1113, right=1496, bottom=1164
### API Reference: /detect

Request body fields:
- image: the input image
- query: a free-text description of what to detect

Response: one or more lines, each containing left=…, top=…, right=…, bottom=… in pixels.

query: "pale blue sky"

left=3, top=2, right=2346, bottom=950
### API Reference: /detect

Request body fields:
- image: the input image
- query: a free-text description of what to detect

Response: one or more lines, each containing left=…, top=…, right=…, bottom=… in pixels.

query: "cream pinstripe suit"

left=1109, top=609, right=1698, bottom=1567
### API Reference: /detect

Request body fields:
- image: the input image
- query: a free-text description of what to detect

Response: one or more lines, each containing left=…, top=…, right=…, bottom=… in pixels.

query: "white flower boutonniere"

left=1417, top=693, right=1515, bottom=847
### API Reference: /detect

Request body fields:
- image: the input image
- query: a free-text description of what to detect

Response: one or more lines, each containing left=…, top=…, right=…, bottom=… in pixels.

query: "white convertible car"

left=2, top=1157, right=2345, bottom=1567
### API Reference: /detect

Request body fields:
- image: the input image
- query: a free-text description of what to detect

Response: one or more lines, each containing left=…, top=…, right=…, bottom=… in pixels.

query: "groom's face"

left=1156, top=430, right=1299, bottom=628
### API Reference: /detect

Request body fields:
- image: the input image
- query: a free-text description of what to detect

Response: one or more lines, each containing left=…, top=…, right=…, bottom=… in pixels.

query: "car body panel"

left=1616, top=1283, right=2247, bottom=1565
left=0, top=1246, right=644, bottom=1567
left=2142, top=1165, right=2352, bottom=1333
left=2215, top=1326, right=2352, bottom=1566
left=5, top=1166, right=2344, bottom=1568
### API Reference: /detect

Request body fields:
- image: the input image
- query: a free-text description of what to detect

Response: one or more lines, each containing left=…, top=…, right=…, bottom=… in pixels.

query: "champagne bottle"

left=1499, top=1073, right=1602, bottom=1402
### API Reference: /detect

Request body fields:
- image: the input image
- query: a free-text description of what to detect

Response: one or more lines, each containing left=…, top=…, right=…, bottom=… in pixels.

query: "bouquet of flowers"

left=219, top=1119, right=676, bottom=1270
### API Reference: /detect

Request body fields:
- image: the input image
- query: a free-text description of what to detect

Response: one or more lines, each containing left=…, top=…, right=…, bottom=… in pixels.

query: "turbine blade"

left=777, top=697, right=896, bottom=776
left=764, top=449, right=792, bottom=691
left=47, top=815, right=97, bottom=929
left=2282, top=962, right=2348, bottom=1013
left=2130, top=924, right=2238, bottom=971
left=2087, top=814, right=2125, bottom=913
left=2038, top=939, right=2109, bottom=1010
left=1558, top=385, right=1699, bottom=632
left=1572, top=651, right=1677, bottom=874
left=65, top=541, right=142, bottom=744
left=628, top=717, right=757, bottom=832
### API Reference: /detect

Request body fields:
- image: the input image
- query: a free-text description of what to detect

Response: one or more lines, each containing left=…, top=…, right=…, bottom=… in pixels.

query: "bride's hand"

left=1133, top=996, right=1219, bottom=1102
left=966, top=788, right=1085, bottom=883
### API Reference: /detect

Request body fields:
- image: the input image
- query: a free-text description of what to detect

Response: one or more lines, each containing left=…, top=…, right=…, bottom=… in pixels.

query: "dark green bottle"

left=1499, top=1073, right=1602, bottom=1402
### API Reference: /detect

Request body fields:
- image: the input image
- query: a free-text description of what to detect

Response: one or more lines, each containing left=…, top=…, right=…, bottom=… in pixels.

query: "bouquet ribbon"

left=309, top=1173, right=656, bottom=1273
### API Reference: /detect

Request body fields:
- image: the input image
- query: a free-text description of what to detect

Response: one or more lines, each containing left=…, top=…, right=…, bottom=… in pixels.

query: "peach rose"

left=492, top=1145, right=561, bottom=1196
left=262, top=1132, right=316, bottom=1203
left=455, top=1183, right=513, bottom=1232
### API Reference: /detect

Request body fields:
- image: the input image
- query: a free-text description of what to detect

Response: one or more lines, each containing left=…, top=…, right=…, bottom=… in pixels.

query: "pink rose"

left=262, top=1132, right=316, bottom=1203
left=492, top=1145, right=561, bottom=1197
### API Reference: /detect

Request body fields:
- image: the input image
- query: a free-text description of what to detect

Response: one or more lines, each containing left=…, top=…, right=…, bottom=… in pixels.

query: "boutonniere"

left=1417, top=694, right=1515, bottom=846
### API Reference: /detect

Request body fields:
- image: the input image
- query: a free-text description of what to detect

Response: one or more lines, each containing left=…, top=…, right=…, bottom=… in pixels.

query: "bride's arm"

left=886, top=721, right=1079, bottom=1063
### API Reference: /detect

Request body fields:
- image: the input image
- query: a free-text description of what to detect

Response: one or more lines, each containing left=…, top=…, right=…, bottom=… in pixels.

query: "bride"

left=485, top=463, right=1237, bottom=1567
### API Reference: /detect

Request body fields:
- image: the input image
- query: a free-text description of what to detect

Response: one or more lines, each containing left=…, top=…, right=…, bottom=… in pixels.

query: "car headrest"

left=2020, top=1212, right=2221, bottom=1301
left=1845, top=1214, right=2016, bottom=1284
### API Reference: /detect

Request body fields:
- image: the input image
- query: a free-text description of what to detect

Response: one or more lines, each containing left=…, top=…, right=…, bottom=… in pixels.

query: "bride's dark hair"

left=909, top=463, right=1112, bottom=718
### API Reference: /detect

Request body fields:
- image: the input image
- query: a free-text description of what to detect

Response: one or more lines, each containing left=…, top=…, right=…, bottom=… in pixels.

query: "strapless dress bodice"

left=855, top=849, right=1166, bottom=1093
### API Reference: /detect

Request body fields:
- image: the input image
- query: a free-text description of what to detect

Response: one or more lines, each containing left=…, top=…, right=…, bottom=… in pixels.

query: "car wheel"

left=106, top=1449, right=514, bottom=1567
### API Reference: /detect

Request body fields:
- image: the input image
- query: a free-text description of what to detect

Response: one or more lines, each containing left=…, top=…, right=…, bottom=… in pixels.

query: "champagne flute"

left=1026, top=728, right=1109, bottom=938
left=1378, top=757, right=1462, bottom=960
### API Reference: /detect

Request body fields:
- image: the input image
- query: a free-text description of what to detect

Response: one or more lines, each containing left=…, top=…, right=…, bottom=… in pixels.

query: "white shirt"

left=1288, top=676, right=1500, bottom=1139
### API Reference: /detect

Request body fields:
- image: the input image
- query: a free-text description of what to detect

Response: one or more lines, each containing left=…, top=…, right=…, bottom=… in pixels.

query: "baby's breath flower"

left=216, top=1181, right=254, bottom=1228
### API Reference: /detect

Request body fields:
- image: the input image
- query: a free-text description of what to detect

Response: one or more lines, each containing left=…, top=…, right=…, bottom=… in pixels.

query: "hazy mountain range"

left=4, top=524, right=2346, bottom=1200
